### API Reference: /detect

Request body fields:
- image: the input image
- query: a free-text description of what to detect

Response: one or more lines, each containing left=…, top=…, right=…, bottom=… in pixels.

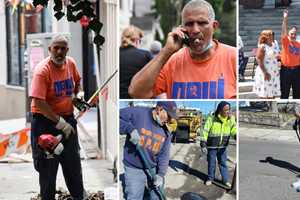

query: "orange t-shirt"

left=30, top=56, right=81, bottom=115
left=153, top=41, right=236, bottom=99
left=281, top=35, right=300, bottom=67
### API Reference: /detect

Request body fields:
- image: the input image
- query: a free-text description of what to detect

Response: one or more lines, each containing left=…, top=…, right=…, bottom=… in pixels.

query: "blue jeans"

left=124, top=165, right=161, bottom=200
left=207, top=148, right=228, bottom=183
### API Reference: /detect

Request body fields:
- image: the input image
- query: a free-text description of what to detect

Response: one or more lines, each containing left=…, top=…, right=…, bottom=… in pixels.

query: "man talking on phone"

left=129, top=0, right=236, bottom=99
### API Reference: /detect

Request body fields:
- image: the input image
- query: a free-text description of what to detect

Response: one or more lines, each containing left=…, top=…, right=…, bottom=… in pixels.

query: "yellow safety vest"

left=200, top=115, right=236, bottom=148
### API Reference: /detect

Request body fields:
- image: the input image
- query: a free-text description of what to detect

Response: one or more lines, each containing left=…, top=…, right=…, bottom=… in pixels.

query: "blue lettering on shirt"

left=54, top=78, right=74, bottom=97
left=172, top=82, right=186, bottom=98
left=187, top=82, right=201, bottom=99
left=209, top=81, right=217, bottom=99
left=172, top=79, right=225, bottom=99
left=217, top=75, right=225, bottom=99
left=202, top=82, right=209, bottom=99
left=288, top=45, right=300, bottom=55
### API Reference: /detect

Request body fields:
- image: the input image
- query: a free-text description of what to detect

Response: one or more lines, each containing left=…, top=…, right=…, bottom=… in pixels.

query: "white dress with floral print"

left=253, top=44, right=281, bottom=98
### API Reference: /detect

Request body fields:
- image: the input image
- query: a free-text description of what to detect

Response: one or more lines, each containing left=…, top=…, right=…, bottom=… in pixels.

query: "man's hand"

left=129, top=129, right=140, bottom=145
left=283, top=9, right=288, bottom=18
left=163, top=27, right=187, bottom=55
left=55, top=117, right=75, bottom=139
left=72, top=97, right=91, bottom=112
left=154, top=175, right=164, bottom=188
left=76, top=91, right=85, bottom=100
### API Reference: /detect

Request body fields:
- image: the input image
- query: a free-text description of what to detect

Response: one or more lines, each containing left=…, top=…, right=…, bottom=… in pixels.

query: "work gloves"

left=72, top=91, right=91, bottom=112
left=55, top=116, right=75, bottom=139
left=129, top=129, right=140, bottom=145
left=154, top=175, right=164, bottom=188
left=200, top=141, right=207, bottom=154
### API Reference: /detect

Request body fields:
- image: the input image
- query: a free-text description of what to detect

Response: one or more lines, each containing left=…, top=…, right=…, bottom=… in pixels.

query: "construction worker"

left=120, top=101, right=177, bottom=200
left=30, top=35, right=84, bottom=200
left=200, top=101, right=236, bottom=187
left=129, top=0, right=236, bottom=99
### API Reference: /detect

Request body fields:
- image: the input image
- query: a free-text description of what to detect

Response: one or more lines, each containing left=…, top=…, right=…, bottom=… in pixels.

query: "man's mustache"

left=189, top=33, right=204, bottom=41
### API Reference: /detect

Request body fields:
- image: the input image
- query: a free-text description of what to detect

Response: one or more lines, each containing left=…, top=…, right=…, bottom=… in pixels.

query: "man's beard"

left=191, top=40, right=213, bottom=55
left=51, top=56, right=66, bottom=66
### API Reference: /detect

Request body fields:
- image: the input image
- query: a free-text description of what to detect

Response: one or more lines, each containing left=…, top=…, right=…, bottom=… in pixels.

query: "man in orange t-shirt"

left=280, top=9, right=300, bottom=99
left=30, top=35, right=84, bottom=199
left=128, top=0, right=236, bottom=99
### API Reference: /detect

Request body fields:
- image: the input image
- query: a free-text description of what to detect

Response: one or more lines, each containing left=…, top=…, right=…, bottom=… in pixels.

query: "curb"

left=239, top=126, right=299, bottom=143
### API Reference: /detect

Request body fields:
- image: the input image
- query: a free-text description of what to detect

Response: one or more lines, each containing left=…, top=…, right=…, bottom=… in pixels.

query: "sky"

left=119, top=100, right=236, bottom=115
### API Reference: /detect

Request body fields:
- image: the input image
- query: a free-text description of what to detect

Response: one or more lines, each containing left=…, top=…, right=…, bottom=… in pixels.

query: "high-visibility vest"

left=200, top=115, right=236, bottom=148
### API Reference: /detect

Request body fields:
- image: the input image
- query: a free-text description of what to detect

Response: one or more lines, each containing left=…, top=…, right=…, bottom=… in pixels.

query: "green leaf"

left=93, top=34, right=105, bottom=46
left=88, top=19, right=103, bottom=33
left=70, top=1, right=83, bottom=12
left=70, top=0, right=80, bottom=4
left=54, top=11, right=65, bottom=21
left=53, top=0, right=63, bottom=11
left=75, top=12, right=84, bottom=21
left=67, top=8, right=77, bottom=22
left=33, top=0, right=48, bottom=7
left=83, top=7, right=95, bottom=18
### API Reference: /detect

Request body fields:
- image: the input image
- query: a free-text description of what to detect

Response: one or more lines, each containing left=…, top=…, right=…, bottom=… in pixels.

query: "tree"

left=152, top=0, right=178, bottom=44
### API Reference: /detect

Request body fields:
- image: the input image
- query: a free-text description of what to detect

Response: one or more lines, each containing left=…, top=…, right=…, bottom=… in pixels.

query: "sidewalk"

left=0, top=109, right=117, bottom=199
left=0, top=159, right=116, bottom=200
left=239, top=126, right=299, bottom=143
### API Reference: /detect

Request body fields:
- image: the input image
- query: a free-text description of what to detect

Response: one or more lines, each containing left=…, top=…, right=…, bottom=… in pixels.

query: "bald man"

left=129, top=0, right=236, bottom=99
left=30, top=35, right=84, bottom=200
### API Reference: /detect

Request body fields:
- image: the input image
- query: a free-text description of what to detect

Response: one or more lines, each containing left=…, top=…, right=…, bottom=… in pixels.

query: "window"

left=5, top=5, right=50, bottom=86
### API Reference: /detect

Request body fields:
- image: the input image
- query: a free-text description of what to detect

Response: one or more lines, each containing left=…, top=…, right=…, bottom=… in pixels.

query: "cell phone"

left=182, top=33, right=190, bottom=46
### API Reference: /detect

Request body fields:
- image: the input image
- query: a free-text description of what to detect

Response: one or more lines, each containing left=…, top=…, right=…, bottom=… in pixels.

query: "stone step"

left=238, top=91, right=258, bottom=99
left=239, top=7, right=298, bottom=14
left=244, top=68, right=256, bottom=77
left=240, top=13, right=300, bottom=16
left=240, top=14, right=300, bottom=19
left=244, top=76, right=254, bottom=82
left=240, top=6, right=300, bottom=52
left=290, top=0, right=300, bottom=6
left=238, top=81, right=254, bottom=93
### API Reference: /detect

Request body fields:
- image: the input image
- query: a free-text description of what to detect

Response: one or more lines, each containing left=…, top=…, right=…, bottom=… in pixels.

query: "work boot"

left=205, top=180, right=212, bottom=186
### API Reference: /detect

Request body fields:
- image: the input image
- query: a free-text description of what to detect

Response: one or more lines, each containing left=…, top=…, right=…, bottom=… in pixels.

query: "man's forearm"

left=74, top=84, right=82, bottom=96
left=128, top=48, right=174, bottom=98
left=33, top=98, right=59, bottom=123
left=282, top=18, right=288, bottom=37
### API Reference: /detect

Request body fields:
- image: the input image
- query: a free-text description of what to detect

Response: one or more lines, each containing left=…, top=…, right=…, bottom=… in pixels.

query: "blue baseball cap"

left=156, top=101, right=177, bottom=119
